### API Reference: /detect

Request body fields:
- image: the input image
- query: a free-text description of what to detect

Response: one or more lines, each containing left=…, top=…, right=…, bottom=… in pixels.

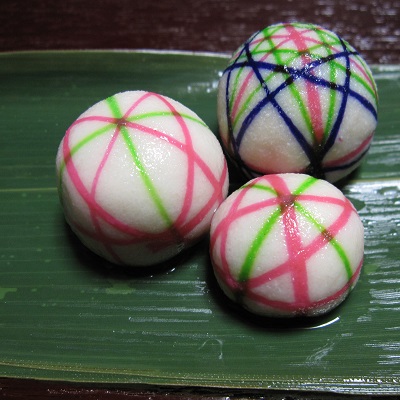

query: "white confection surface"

left=57, top=91, right=229, bottom=266
left=210, top=173, right=364, bottom=317
left=217, top=23, right=378, bottom=182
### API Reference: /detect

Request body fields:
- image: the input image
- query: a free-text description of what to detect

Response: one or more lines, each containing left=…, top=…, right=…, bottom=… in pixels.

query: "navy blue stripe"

left=234, top=43, right=316, bottom=163
left=223, top=33, right=377, bottom=175
left=320, top=37, right=351, bottom=159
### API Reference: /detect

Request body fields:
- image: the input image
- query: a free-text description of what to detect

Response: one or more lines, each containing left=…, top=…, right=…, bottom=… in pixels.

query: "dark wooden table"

left=1, top=0, right=399, bottom=64
left=0, top=0, right=399, bottom=398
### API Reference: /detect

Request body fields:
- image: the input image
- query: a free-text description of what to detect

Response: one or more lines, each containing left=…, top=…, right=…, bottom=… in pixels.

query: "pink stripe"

left=72, top=115, right=116, bottom=125
left=121, top=119, right=227, bottom=237
left=181, top=161, right=228, bottom=234
left=245, top=259, right=362, bottom=313
left=123, top=91, right=154, bottom=117
left=63, top=129, right=148, bottom=237
left=211, top=196, right=280, bottom=247
left=230, top=73, right=254, bottom=120
left=231, top=33, right=294, bottom=121
left=212, top=174, right=360, bottom=313
left=62, top=115, right=116, bottom=164
left=286, top=25, right=324, bottom=144
left=63, top=93, right=157, bottom=255
left=349, top=57, right=377, bottom=96
left=247, top=193, right=354, bottom=290
left=62, top=91, right=227, bottom=262
left=151, top=93, right=195, bottom=233
left=91, top=127, right=121, bottom=195
left=324, top=133, right=373, bottom=167
left=266, top=174, right=310, bottom=304
left=211, top=179, right=262, bottom=290
left=89, top=126, right=124, bottom=262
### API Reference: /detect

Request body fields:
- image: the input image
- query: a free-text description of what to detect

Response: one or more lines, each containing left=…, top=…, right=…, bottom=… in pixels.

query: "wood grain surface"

left=0, top=0, right=399, bottom=64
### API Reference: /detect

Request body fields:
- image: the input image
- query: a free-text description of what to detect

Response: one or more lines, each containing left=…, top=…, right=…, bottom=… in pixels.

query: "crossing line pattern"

left=58, top=91, right=228, bottom=265
left=210, top=174, right=363, bottom=316
left=220, top=22, right=378, bottom=181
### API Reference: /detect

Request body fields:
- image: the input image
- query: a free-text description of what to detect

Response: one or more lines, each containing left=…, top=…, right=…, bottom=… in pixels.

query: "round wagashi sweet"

left=210, top=173, right=364, bottom=317
left=217, top=22, right=378, bottom=182
left=56, top=91, right=229, bottom=267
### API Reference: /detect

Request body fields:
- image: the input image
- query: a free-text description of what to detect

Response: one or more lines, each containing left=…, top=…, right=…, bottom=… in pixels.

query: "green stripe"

left=329, top=60, right=377, bottom=99
left=268, top=40, right=314, bottom=139
left=230, top=29, right=276, bottom=126
left=238, top=207, right=281, bottom=282
left=292, top=175, right=317, bottom=195
left=294, top=202, right=353, bottom=279
left=313, top=27, right=337, bottom=142
left=57, top=123, right=116, bottom=202
left=242, top=182, right=277, bottom=195
left=238, top=175, right=317, bottom=282
left=58, top=123, right=115, bottom=181
left=231, top=23, right=378, bottom=145
left=128, top=111, right=208, bottom=127
left=106, top=96, right=173, bottom=227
